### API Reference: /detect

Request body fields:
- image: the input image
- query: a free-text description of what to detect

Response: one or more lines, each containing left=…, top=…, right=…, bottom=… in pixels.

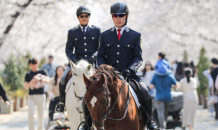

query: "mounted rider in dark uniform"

left=55, top=6, right=101, bottom=130
left=97, top=2, right=159, bottom=130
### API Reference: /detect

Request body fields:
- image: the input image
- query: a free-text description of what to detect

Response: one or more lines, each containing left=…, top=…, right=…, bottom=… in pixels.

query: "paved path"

left=0, top=105, right=217, bottom=130
left=0, top=105, right=49, bottom=130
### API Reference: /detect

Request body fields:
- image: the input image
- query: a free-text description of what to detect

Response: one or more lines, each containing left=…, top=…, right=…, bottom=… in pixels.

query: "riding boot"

left=55, top=83, right=66, bottom=113
left=139, top=82, right=160, bottom=130
left=79, top=101, right=92, bottom=130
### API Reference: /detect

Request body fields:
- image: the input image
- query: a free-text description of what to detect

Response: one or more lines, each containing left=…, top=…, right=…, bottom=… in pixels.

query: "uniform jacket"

left=66, top=25, right=101, bottom=64
left=97, top=26, right=142, bottom=80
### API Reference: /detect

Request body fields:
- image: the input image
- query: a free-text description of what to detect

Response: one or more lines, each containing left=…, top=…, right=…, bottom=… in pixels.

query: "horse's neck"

left=108, top=79, right=125, bottom=104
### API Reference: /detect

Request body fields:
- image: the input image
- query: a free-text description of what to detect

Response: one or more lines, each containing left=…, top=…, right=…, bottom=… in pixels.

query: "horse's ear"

left=70, top=60, right=77, bottom=70
left=86, top=64, right=92, bottom=71
left=99, top=74, right=105, bottom=86
left=83, top=73, right=90, bottom=86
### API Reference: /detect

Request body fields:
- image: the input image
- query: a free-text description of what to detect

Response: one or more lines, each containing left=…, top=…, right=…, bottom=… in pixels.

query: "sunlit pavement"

left=0, top=104, right=49, bottom=130
left=0, top=105, right=218, bottom=130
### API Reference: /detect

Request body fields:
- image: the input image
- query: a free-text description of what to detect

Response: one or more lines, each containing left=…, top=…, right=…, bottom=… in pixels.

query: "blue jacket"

left=151, top=72, right=177, bottom=102
left=97, top=26, right=142, bottom=81
left=66, top=25, right=101, bottom=64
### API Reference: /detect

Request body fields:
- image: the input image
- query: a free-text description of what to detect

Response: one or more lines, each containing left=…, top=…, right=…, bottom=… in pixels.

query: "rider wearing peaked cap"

left=97, top=2, right=159, bottom=130
left=56, top=5, right=100, bottom=130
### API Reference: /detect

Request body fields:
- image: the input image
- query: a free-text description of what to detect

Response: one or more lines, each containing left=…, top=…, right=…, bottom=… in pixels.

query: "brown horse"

left=83, top=64, right=146, bottom=130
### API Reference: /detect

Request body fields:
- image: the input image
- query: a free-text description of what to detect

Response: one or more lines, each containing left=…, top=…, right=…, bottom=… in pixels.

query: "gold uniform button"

left=108, top=44, right=109, bottom=46
left=92, top=37, right=94, bottom=39
left=128, top=45, right=130, bottom=47
left=84, top=37, right=86, bottom=39
left=84, top=43, right=86, bottom=45
left=117, top=60, right=119, bottom=63
left=85, top=49, right=87, bottom=51
left=117, top=45, right=120, bottom=47
left=117, top=52, right=119, bottom=55
left=75, top=38, right=77, bottom=41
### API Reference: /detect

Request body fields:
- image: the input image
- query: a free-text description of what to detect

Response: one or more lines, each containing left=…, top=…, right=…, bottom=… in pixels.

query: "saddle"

left=116, top=73, right=142, bottom=105
left=128, top=79, right=142, bottom=104
left=65, top=70, right=73, bottom=85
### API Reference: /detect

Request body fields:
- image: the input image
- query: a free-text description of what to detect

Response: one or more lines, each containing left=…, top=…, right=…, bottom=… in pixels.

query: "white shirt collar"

left=115, top=25, right=126, bottom=35
left=115, top=25, right=126, bottom=32
left=80, top=24, right=88, bottom=32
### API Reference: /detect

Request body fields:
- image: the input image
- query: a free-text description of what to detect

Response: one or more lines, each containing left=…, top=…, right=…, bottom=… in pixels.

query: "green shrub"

left=197, top=46, right=210, bottom=95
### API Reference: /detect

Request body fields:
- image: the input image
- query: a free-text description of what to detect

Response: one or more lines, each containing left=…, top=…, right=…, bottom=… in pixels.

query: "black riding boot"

left=79, top=101, right=92, bottom=130
left=55, top=83, right=66, bottom=113
left=139, top=82, right=160, bottom=130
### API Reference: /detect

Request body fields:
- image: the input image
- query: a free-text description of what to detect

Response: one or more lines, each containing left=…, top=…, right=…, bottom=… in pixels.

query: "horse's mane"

left=91, top=64, right=118, bottom=84
left=77, top=60, right=89, bottom=67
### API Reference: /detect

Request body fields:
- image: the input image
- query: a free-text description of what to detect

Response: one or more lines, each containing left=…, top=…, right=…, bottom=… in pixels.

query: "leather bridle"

left=86, top=73, right=130, bottom=129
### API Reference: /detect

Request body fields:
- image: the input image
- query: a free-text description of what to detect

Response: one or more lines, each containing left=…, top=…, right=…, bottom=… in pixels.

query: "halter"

left=86, top=72, right=130, bottom=129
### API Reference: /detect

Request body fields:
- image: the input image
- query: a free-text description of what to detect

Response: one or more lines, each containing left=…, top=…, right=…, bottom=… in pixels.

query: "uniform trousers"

left=28, top=94, right=45, bottom=130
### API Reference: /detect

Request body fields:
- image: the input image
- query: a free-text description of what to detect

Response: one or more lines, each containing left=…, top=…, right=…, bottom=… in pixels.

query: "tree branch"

left=0, top=0, right=34, bottom=48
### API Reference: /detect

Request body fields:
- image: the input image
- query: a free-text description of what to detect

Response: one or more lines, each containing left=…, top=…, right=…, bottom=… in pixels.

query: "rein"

left=87, top=70, right=130, bottom=128
left=74, top=92, right=84, bottom=102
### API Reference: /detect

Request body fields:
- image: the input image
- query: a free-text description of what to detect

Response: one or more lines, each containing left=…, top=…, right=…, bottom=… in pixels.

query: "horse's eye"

left=102, top=101, right=106, bottom=105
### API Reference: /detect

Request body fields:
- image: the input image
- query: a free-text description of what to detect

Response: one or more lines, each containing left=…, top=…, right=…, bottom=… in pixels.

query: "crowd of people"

left=141, top=52, right=218, bottom=130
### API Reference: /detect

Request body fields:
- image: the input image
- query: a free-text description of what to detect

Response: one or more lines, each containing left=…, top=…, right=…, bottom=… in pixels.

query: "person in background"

left=175, top=62, right=184, bottom=81
left=183, top=62, right=189, bottom=69
left=150, top=52, right=178, bottom=130
left=42, top=55, right=56, bottom=78
left=203, top=67, right=214, bottom=118
left=0, top=83, right=10, bottom=112
left=41, top=55, right=57, bottom=102
left=171, top=60, right=177, bottom=76
left=210, top=58, right=218, bottom=120
left=141, top=61, right=156, bottom=98
left=190, top=61, right=196, bottom=78
left=24, top=58, right=49, bottom=130
left=46, top=66, right=65, bottom=128
left=177, top=68, right=198, bottom=130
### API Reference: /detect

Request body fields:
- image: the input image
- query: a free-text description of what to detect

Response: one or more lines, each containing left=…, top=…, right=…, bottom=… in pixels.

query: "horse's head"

left=69, top=60, right=94, bottom=112
left=83, top=73, right=111, bottom=130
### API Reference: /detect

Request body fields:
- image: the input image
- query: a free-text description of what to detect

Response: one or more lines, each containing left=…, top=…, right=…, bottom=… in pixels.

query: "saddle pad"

left=129, top=84, right=141, bottom=108
left=65, top=76, right=73, bottom=93
left=117, top=73, right=141, bottom=108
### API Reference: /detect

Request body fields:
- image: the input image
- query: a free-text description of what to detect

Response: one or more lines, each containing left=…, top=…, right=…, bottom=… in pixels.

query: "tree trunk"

left=203, top=94, right=208, bottom=109
left=198, top=94, right=202, bottom=105
left=13, top=96, right=17, bottom=111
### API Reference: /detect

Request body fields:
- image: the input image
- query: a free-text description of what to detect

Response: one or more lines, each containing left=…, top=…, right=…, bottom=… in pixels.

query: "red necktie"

left=118, top=29, right=121, bottom=40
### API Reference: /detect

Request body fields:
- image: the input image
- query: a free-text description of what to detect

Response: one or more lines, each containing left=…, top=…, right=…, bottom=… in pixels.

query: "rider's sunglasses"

left=79, top=14, right=89, bottom=18
left=112, top=14, right=125, bottom=18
